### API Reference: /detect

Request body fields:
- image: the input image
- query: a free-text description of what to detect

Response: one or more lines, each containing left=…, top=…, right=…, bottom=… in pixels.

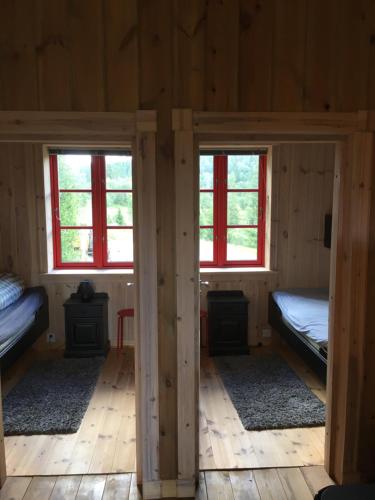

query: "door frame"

left=173, top=109, right=375, bottom=485
left=0, top=110, right=158, bottom=490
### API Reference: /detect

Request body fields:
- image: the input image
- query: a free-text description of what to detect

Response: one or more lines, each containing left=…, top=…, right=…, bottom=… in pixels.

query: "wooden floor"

left=0, top=467, right=333, bottom=499
left=199, top=341, right=326, bottom=470
left=4, top=349, right=136, bottom=476
left=3, top=340, right=326, bottom=476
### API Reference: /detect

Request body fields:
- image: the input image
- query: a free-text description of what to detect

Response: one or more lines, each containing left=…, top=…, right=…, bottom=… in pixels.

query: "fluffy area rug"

left=214, top=353, right=325, bottom=431
left=3, top=357, right=104, bottom=435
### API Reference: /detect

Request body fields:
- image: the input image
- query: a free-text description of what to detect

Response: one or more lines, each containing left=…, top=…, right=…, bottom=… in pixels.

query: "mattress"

left=272, top=288, right=329, bottom=348
left=0, top=290, right=43, bottom=350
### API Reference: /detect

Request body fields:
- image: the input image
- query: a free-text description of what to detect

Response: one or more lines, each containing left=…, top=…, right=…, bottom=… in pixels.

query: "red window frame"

left=200, top=153, right=267, bottom=267
left=50, top=153, right=133, bottom=269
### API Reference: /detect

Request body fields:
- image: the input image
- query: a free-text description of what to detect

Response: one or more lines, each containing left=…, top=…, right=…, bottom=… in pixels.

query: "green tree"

left=115, top=208, right=125, bottom=225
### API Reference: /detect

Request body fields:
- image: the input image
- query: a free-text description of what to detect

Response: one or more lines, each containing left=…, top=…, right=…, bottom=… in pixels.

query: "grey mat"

left=214, top=353, right=325, bottom=431
left=3, top=357, right=104, bottom=435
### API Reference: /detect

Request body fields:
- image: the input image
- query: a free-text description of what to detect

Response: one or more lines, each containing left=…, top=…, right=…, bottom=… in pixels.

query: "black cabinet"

left=207, top=290, right=249, bottom=356
left=64, top=293, right=109, bottom=358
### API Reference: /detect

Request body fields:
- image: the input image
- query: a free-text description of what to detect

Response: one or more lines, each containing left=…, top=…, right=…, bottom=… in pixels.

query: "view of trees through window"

left=199, top=153, right=265, bottom=265
left=53, top=153, right=133, bottom=266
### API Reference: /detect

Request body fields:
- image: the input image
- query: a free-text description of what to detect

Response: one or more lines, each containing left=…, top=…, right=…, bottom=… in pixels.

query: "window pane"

left=200, top=155, right=214, bottom=189
left=61, top=229, right=93, bottom=263
left=107, top=229, right=133, bottom=262
left=200, top=192, right=214, bottom=226
left=200, top=228, right=214, bottom=262
left=227, top=192, right=258, bottom=226
left=57, top=155, right=91, bottom=189
left=106, top=193, right=133, bottom=226
left=228, top=155, right=259, bottom=189
left=227, top=228, right=258, bottom=261
left=105, top=155, right=132, bottom=189
left=59, top=192, right=92, bottom=226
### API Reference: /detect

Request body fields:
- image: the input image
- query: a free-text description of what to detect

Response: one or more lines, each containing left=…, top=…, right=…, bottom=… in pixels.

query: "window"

left=199, top=151, right=267, bottom=267
left=50, top=151, right=133, bottom=269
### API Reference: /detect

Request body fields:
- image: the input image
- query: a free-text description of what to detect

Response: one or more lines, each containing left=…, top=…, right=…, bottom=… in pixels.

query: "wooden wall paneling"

left=0, top=1, right=39, bottom=110
left=271, top=0, right=307, bottom=111
left=34, top=145, right=49, bottom=274
left=334, top=0, right=371, bottom=112
left=22, top=144, right=40, bottom=285
left=133, top=112, right=159, bottom=486
left=139, top=0, right=177, bottom=481
left=104, top=0, right=138, bottom=111
left=173, top=110, right=198, bottom=493
left=36, top=0, right=73, bottom=111
left=365, top=0, right=375, bottom=110
left=326, top=133, right=375, bottom=483
left=269, top=145, right=279, bottom=271
left=303, top=0, right=336, bottom=112
left=0, top=144, right=13, bottom=271
left=359, top=132, right=375, bottom=480
left=173, top=0, right=206, bottom=109
left=238, top=0, right=274, bottom=111
left=68, top=0, right=106, bottom=111
left=273, top=144, right=292, bottom=287
left=205, top=0, right=239, bottom=111
left=274, top=143, right=334, bottom=289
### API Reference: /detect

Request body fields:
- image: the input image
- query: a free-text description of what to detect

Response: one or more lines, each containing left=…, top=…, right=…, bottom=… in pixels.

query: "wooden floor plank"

left=205, top=471, right=235, bottom=499
left=277, top=467, right=314, bottom=499
left=196, top=471, right=208, bottom=500
left=229, top=470, right=261, bottom=499
left=0, top=476, right=32, bottom=500
left=75, top=475, right=106, bottom=500
left=22, top=476, right=57, bottom=500
left=49, top=476, right=82, bottom=500
left=128, top=473, right=142, bottom=499
left=300, top=465, right=334, bottom=496
left=253, top=469, right=287, bottom=500
left=102, top=474, right=132, bottom=499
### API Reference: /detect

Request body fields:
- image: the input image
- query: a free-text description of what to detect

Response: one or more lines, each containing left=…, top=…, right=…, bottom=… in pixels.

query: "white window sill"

left=40, top=267, right=277, bottom=283
left=40, top=269, right=134, bottom=283
left=200, top=267, right=278, bottom=281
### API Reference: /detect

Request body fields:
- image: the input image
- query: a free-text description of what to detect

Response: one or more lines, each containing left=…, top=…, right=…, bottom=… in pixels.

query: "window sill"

left=200, top=267, right=278, bottom=281
left=40, top=269, right=134, bottom=283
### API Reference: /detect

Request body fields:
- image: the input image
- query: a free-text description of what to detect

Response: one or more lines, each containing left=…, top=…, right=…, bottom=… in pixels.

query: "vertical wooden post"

left=326, top=131, right=375, bottom=483
left=173, top=109, right=199, bottom=496
left=134, top=111, right=159, bottom=488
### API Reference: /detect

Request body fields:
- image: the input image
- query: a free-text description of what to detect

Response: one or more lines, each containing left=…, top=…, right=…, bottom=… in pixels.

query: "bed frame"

left=0, top=286, right=49, bottom=372
left=268, top=292, right=327, bottom=383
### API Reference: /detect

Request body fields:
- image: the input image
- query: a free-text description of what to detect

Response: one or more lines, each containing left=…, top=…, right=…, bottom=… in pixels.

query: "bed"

left=0, top=286, right=49, bottom=372
left=268, top=288, right=328, bottom=382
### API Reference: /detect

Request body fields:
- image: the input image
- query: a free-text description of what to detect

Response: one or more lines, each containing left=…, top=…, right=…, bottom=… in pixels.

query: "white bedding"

left=272, top=288, right=329, bottom=346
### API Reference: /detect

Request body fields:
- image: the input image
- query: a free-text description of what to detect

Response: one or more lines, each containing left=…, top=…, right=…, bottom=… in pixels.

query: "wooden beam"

left=193, top=111, right=364, bottom=135
left=133, top=111, right=159, bottom=485
left=173, top=109, right=199, bottom=483
left=0, top=111, right=136, bottom=142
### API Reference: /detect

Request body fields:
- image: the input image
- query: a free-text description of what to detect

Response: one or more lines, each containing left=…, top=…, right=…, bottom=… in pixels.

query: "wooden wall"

left=272, top=143, right=335, bottom=289
left=0, top=0, right=374, bottom=114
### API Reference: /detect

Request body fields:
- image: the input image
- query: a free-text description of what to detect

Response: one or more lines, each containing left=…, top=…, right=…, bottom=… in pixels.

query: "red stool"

left=200, top=309, right=208, bottom=347
left=117, top=308, right=134, bottom=350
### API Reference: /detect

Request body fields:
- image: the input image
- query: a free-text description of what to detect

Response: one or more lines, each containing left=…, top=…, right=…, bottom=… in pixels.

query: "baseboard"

left=143, top=479, right=195, bottom=499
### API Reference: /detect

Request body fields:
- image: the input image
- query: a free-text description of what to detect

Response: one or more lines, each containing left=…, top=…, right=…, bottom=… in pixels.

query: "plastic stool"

left=117, top=308, right=134, bottom=350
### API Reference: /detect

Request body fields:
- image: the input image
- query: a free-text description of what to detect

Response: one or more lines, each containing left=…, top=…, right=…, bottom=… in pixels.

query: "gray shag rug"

left=3, top=357, right=104, bottom=436
left=214, top=353, right=325, bottom=431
